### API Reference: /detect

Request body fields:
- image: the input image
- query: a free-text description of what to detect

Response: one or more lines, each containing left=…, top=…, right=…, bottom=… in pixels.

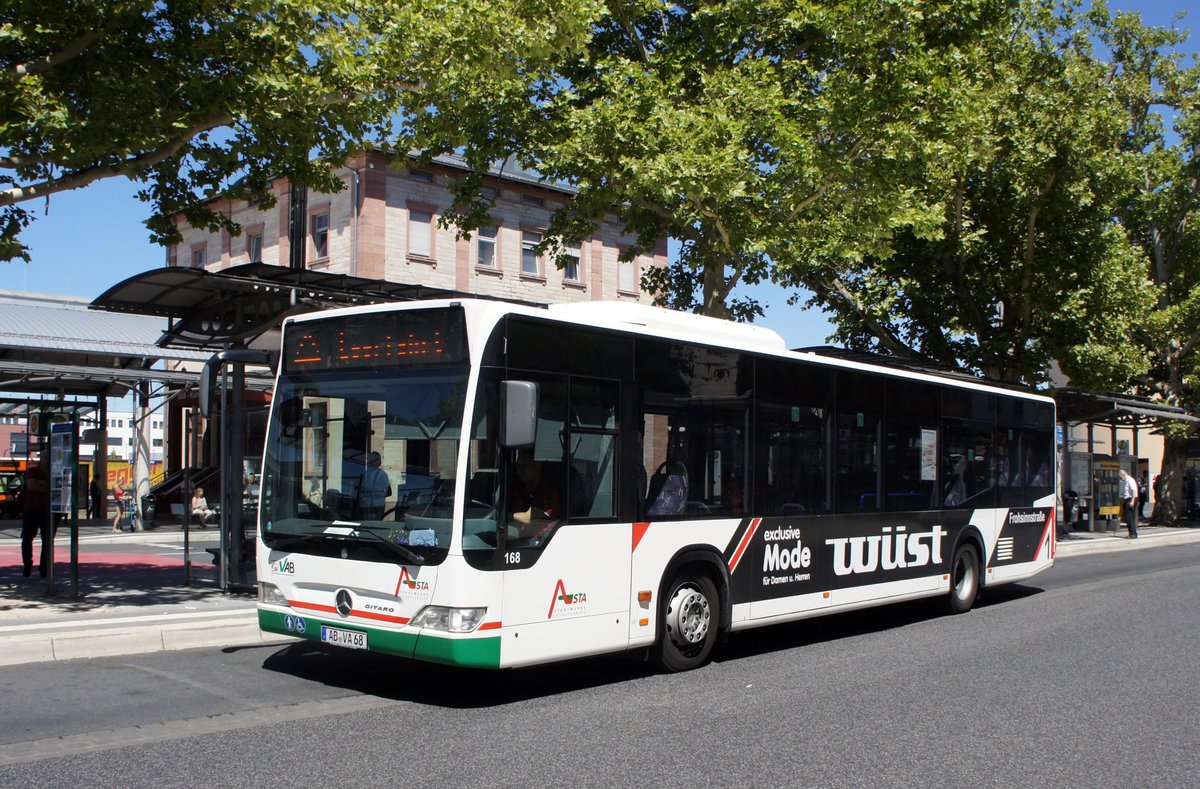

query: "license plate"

left=320, top=625, right=368, bottom=650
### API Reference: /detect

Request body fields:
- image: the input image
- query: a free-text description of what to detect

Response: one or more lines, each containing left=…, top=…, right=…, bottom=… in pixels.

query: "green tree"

left=796, top=0, right=1156, bottom=386
left=0, top=0, right=599, bottom=261
left=423, top=0, right=1013, bottom=320
left=1094, top=4, right=1200, bottom=523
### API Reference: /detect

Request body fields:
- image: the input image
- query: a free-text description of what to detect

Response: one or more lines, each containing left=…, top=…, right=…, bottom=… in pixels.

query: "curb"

left=1054, top=528, right=1200, bottom=558
left=0, top=611, right=298, bottom=667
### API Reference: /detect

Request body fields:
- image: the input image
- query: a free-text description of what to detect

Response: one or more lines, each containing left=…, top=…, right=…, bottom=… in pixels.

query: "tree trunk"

left=701, top=262, right=731, bottom=319
left=1151, top=433, right=1188, bottom=526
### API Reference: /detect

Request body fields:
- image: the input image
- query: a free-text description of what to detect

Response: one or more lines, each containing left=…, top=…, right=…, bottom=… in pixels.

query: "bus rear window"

left=284, top=308, right=467, bottom=373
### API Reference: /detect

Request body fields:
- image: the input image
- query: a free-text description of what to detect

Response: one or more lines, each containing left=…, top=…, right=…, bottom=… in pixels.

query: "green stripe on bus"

left=413, top=632, right=501, bottom=669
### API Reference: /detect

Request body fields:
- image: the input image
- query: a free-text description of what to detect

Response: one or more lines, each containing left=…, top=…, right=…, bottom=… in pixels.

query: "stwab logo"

left=272, top=558, right=295, bottom=574
left=825, top=526, right=947, bottom=576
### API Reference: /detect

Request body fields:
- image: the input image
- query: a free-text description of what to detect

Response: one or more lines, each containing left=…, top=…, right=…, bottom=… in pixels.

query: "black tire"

left=655, top=572, right=719, bottom=672
left=945, top=542, right=980, bottom=614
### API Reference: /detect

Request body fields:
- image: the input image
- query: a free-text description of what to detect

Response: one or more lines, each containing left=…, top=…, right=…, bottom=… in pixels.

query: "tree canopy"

left=422, top=0, right=1016, bottom=321
left=0, top=0, right=600, bottom=261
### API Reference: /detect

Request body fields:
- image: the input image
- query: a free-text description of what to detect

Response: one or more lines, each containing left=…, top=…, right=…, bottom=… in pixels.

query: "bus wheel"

left=656, top=573, right=719, bottom=672
left=946, top=543, right=980, bottom=614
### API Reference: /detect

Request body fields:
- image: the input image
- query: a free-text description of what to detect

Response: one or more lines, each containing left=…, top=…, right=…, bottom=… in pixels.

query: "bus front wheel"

left=946, top=543, right=980, bottom=614
left=655, top=573, right=719, bottom=672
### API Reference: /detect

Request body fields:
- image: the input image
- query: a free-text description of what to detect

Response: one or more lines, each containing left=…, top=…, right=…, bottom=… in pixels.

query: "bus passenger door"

left=498, top=376, right=632, bottom=667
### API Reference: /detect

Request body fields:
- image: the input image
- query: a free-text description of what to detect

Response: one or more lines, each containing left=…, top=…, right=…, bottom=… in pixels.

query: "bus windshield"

left=260, top=366, right=469, bottom=564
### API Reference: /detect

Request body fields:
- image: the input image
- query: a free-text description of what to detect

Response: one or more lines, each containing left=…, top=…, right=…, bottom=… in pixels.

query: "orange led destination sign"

left=284, top=309, right=467, bottom=372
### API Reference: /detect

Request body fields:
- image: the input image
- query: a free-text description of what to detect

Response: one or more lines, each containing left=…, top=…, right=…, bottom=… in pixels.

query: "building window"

left=564, top=245, right=582, bottom=283
left=477, top=226, right=498, bottom=269
left=409, top=169, right=433, bottom=183
left=521, top=231, right=542, bottom=277
left=522, top=194, right=544, bottom=207
left=619, top=255, right=638, bottom=293
left=311, top=212, right=330, bottom=260
left=191, top=245, right=207, bottom=268
left=247, top=232, right=264, bottom=263
left=409, top=208, right=434, bottom=259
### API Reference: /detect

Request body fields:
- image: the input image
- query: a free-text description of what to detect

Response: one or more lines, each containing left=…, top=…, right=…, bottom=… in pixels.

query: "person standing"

left=89, top=476, right=103, bottom=519
left=111, top=480, right=126, bottom=532
left=20, top=456, right=51, bottom=578
left=1119, top=469, right=1139, bottom=539
left=357, top=451, right=392, bottom=519
left=1138, top=472, right=1149, bottom=519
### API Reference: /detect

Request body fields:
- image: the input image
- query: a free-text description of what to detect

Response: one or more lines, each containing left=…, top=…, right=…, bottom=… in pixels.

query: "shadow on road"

left=257, top=583, right=1046, bottom=708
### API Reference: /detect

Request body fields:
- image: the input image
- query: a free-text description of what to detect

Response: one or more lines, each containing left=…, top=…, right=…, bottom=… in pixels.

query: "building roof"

left=0, top=289, right=213, bottom=399
left=92, top=262, right=546, bottom=350
left=1054, top=389, right=1200, bottom=427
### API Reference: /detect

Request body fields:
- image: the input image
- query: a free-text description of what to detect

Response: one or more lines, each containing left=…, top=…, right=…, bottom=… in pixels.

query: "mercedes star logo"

left=334, top=588, right=353, bottom=618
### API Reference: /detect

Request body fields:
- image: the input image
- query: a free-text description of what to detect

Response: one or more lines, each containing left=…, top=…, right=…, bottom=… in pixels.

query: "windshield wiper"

left=267, top=520, right=426, bottom=565
left=341, top=525, right=426, bottom=565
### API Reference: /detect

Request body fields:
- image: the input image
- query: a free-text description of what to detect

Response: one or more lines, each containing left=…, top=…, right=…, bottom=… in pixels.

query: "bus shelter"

left=1054, top=389, right=1200, bottom=530
left=89, top=262, right=498, bottom=591
left=0, top=289, right=214, bottom=595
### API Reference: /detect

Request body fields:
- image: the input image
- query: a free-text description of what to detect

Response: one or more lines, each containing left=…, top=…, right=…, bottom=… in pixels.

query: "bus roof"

left=283, top=298, right=1053, bottom=404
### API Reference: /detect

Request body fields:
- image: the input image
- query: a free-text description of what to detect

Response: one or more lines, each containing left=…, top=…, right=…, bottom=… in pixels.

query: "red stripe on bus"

left=290, top=600, right=336, bottom=614
left=1034, top=510, right=1055, bottom=562
left=632, top=522, right=650, bottom=553
left=478, top=621, right=502, bottom=630
left=728, top=518, right=762, bottom=574
left=289, top=599, right=409, bottom=626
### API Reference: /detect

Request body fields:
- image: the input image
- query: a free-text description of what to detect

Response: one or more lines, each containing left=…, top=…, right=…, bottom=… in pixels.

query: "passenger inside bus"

left=509, top=449, right=560, bottom=538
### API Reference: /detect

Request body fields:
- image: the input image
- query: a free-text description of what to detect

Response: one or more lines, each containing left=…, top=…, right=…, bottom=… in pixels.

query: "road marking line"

left=0, top=695, right=398, bottom=766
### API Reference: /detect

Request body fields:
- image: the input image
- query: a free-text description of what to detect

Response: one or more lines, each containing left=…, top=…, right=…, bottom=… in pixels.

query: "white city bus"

left=257, top=299, right=1056, bottom=671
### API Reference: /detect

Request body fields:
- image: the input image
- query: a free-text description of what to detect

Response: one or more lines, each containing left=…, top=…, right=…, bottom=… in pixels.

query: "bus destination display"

left=284, top=309, right=467, bottom=372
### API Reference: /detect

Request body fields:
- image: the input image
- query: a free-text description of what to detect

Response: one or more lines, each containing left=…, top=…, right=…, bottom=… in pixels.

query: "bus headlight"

left=410, top=606, right=487, bottom=633
left=258, top=582, right=288, bottom=607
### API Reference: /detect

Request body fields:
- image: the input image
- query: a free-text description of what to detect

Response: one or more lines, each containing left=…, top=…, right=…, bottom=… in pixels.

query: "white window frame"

left=247, top=231, right=264, bottom=263
left=618, top=253, right=638, bottom=294
left=563, top=244, right=582, bottom=284
left=408, top=207, right=435, bottom=260
left=521, top=230, right=543, bottom=278
left=311, top=211, right=330, bottom=260
left=476, top=225, right=498, bottom=269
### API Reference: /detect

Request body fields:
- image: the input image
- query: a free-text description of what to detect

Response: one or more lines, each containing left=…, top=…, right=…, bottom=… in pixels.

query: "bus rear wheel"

left=945, top=543, right=980, bottom=614
left=655, top=573, right=719, bottom=672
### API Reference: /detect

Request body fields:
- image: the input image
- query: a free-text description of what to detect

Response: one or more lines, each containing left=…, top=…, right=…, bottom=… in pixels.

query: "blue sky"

left=2, top=0, right=1193, bottom=350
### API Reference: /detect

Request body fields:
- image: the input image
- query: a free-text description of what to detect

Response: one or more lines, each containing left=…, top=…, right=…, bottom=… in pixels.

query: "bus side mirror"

left=501, top=380, right=538, bottom=448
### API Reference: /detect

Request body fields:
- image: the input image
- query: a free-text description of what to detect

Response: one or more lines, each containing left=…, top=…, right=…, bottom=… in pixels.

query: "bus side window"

left=567, top=378, right=619, bottom=520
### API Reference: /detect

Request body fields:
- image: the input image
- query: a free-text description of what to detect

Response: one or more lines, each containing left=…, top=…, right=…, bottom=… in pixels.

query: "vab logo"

left=334, top=589, right=353, bottom=618
left=547, top=579, right=588, bottom=619
left=272, top=558, right=295, bottom=574
left=393, top=567, right=431, bottom=596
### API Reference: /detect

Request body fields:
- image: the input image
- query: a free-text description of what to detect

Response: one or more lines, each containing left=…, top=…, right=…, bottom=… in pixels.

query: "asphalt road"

left=1, top=545, right=1197, bottom=787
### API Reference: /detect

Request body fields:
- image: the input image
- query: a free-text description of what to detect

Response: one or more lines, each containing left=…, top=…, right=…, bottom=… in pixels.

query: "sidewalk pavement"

left=0, top=518, right=294, bottom=667
left=2, top=517, right=1199, bottom=668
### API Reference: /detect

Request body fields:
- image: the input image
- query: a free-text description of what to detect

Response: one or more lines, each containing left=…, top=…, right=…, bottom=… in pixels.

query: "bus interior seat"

left=646, top=461, right=688, bottom=517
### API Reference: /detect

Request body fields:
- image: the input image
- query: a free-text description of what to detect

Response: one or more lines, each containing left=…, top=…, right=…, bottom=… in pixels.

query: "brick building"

left=166, top=150, right=667, bottom=304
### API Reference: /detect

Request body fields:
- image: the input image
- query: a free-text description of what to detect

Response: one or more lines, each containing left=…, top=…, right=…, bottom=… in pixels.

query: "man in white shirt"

left=1118, top=469, right=1139, bottom=539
